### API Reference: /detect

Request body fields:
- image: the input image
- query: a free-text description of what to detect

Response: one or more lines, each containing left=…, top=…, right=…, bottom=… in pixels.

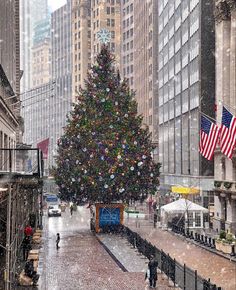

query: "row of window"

left=159, top=112, right=199, bottom=175
left=122, top=15, right=134, bottom=29
left=122, top=40, right=133, bottom=52
left=159, top=31, right=199, bottom=72
left=122, top=3, right=133, bottom=16
left=159, top=83, right=199, bottom=123
left=159, top=7, right=199, bottom=54
left=122, top=28, right=133, bottom=41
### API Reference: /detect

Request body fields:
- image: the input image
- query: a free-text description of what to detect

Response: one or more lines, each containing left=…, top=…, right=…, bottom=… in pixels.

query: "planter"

left=221, top=242, right=232, bottom=254
left=215, top=240, right=233, bottom=254
left=215, top=240, right=222, bottom=252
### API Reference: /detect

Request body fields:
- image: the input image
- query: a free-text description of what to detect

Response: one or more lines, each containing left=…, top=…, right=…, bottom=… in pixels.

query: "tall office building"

left=0, top=0, right=20, bottom=171
left=20, top=0, right=48, bottom=91
left=91, top=0, right=121, bottom=65
left=158, top=0, right=215, bottom=204
left=214, top=0, right=236, bottom=235
left=72, top=0, right=91, bottom=101
left=32, top=17, right=51, bottom=88
left=120, top=1, right=158, bottom=155
left=51, top=0, right=72, bottom=168
left=120, top=0, right=134, bottom=91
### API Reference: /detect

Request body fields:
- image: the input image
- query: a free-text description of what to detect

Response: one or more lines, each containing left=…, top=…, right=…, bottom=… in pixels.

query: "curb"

left=95, top=234, right=128, bottom=272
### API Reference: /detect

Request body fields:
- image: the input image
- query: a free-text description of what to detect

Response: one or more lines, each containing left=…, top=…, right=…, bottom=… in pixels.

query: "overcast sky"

left=48, top=0, right=66, bottom=12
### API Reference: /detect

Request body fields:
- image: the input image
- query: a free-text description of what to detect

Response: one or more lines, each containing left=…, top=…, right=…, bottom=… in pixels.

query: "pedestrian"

left=153, top=212, right=157, bottom=228
left=24, top=259, right=39, bottom=286
left=24, top=225, right=33, bottom=237
left=56, top=233, right=60, bottom=249
left=70, top=204, right=73, bottom=216
left=22, top=235, right=32, bottom=261
left=145, top=255, right=158, bottom=288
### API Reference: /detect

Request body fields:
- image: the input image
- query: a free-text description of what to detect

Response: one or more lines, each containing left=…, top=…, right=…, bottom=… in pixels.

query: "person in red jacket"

left=24, top=225, right=33, bottom=237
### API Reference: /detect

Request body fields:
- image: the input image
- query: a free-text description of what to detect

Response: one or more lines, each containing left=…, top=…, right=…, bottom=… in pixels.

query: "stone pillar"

left=230, top=8, right=236, bottom=112
left=215, top=20, right=231, bottom=119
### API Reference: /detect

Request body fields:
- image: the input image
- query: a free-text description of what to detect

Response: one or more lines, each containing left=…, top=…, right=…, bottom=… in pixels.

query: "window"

left=195, top=213, right=201, bottom=227
left=107, top=18, right=111, bottom=26
left=107, top=7, right=110, bottom=14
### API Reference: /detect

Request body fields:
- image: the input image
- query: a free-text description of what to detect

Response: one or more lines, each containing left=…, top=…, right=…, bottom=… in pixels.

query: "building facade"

left=91, top=0, right=121, bottom=65
left=32, top=17, right=51, bottom=88
left=158, top=0, right=215, bottom=206
left=72, top=0, right=91, bottom=101
left=0, top=0, right=20, bottom=171
left=51, top=0, right=72, bottom=168
left=20, top=0, right=48, bottom=91
left=214, top=0, right=236, bottom=235
left=120, top=0, right=134, bottom=91
left=21, top=81, right=55, bottom=175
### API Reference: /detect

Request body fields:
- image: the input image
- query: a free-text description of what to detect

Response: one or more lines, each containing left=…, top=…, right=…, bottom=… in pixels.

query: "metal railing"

left=168, top=222, right=236, bottom=257
left=123, top=226, right=222, bottom=290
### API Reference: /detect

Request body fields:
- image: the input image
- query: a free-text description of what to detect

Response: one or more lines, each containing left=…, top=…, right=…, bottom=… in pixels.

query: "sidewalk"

left=125, top=218, right=236, bottom=290
left=34, top=206, right=176, bottom=290
left=97, top=233, right=179, bottom=289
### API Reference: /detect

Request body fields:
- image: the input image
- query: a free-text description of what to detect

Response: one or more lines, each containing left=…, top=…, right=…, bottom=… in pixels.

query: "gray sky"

left=48, top=0, right=66, bottom=12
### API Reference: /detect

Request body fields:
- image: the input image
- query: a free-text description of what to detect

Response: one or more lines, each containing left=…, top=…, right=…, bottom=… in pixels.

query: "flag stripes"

left=199, top=115, right=220, bottom=160
left=220, top=106, right=236, bottom=159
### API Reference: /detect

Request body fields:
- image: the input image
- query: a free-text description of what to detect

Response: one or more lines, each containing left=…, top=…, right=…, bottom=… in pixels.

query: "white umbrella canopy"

left=161, top=198, right=209, bottom=214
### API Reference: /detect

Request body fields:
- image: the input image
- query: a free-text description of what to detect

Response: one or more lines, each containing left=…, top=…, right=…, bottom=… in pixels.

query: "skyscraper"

left=72, top=0, right=91, bottom=101
left=120, top=1, right=158, bottom=154
left=91, top=0, right=121, bottom=65
left=0, top=0, right=20, bottom=171
left=51, top=0, right=72, bottom=167
left=32, top=17, right=51, bottom=88
left=20, top=0, right=48, bottom=91
left=158, top=0, right=215, bottom=203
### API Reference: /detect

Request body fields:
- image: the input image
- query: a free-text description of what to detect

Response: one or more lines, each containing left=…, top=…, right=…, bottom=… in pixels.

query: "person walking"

left=145, top=255, right=158, bottom=288
left=70, top=204, right=73, bottom=216
left=56, top=233, right=60, bottom=250
left=22, top=235, right=32, bottom=261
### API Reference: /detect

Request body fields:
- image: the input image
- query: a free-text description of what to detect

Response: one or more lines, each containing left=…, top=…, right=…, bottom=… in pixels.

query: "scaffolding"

left=0, top=148, right=43, bottom=289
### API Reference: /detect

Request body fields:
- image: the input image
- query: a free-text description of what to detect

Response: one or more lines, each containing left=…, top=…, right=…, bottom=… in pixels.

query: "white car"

left=48, top=204, right=61, bottom=217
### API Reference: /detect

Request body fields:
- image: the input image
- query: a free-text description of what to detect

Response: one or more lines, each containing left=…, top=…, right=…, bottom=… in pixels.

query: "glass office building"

left=158, top=0, right=215, bottom=202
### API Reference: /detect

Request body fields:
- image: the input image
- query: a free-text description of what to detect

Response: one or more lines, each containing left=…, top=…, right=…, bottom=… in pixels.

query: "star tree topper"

left=97, top=28, right=112, bottom=44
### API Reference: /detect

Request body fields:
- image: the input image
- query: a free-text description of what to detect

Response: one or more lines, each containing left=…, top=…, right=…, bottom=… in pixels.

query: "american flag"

left=220, top=106, right=236, bottom=159
left=199, top=115, right=220, bottom=160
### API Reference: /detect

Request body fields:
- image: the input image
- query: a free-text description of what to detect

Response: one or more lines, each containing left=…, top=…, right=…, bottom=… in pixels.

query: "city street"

left=36, top=206, right=173, bottom=290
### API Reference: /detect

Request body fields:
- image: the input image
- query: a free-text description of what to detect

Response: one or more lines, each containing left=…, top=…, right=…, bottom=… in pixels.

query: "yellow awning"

left=171, top=186, right=199, bottom=195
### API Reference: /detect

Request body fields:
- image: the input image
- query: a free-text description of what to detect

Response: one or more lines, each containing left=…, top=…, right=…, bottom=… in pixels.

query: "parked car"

left=48, top=204, right=61, bottom=217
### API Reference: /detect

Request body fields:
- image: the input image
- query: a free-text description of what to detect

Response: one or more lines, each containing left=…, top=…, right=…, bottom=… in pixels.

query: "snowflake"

left=97, top=28, right=111, bottom=44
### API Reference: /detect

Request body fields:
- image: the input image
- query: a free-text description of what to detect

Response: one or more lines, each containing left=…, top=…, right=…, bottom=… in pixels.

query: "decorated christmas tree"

left=54, top=45, right=160, bottom=204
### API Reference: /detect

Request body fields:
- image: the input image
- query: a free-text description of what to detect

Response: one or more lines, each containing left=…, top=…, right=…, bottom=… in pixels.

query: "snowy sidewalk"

left=97, top=233, right=180, bottom=289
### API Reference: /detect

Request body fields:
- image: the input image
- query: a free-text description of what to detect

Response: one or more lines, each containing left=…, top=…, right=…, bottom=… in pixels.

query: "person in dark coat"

left=22, top=236, right=32, bottom=261
left=56, top=233, right=60, bottom=249
left=24, top=259, right=39, bottom=286
left=145, top=255, right=158, bottom=288
left=70, top=204, right=73, bottom=216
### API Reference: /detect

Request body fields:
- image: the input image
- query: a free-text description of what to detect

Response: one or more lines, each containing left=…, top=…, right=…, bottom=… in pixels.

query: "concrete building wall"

left=50, top=0, right=72, bottom=168
left=32, top=38, right=51, bottom=88
left=0, top=0, right=20, bottom=170
left=91, top=0, right=121, bottom=66
left=120, top=0, right=134, bottom=90
left=20, top=0, right=48, bottom=91
left=72, top=0, right=91, bottom=102
left=214, top=0, right=236, bottom=235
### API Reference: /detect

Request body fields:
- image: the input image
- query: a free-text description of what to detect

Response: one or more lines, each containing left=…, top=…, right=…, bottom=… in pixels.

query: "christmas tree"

left=54, top=46, right=160, bottom=204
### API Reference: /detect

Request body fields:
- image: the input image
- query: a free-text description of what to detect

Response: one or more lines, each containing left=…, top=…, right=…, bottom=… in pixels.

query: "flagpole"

left=199, top=111, right=216, bottom=123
